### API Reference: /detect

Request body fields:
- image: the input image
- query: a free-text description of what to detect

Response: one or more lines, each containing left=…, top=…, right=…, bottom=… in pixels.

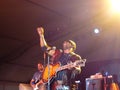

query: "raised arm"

left=37, top=27, right=49, bottom=48
left=37, top=27, right=55, bottom=56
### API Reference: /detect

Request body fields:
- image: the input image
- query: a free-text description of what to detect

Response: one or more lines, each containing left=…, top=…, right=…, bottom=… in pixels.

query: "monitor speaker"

left=86, top=78, right=104, bottom=90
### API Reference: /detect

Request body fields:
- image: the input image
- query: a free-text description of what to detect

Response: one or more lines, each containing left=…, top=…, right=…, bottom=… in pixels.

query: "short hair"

left=67, top=40, right=76, bottom=51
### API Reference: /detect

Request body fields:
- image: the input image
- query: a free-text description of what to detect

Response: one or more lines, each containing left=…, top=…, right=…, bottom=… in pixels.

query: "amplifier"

left=86, top=78, right=104, bottom=90
left=86, top=77, right=113, bottom=90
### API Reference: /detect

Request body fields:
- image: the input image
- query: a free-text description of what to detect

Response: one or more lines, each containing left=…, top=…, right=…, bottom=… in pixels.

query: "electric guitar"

left=42, top=59, right=86, bottom=83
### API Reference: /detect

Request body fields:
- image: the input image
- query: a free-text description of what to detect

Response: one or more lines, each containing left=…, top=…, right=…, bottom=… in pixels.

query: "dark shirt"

left=59, top=52, right=80, bottom=65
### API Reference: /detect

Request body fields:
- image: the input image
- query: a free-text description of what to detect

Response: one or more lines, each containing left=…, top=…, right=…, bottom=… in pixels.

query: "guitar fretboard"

left=57, top=63, right=74, bottom=71
left=56, top=59, right=86, bottom=72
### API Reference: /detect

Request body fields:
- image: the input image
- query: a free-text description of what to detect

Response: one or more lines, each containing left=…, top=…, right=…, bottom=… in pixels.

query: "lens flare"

left=110, top=0, right=120, bottom=13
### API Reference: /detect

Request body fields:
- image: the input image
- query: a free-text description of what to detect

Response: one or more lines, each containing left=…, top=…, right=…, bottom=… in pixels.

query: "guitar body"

left=42, top=63, right=60, bottom=83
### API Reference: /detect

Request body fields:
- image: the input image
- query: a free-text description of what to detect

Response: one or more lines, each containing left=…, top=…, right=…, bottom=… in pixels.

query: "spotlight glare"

left=94, top=28, right=100, bottom=34
left=110, top=0, right=120, bottom=13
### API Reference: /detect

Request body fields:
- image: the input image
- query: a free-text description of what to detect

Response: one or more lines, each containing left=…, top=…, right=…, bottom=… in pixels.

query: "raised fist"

left=37, top=27, right=44, bottom=36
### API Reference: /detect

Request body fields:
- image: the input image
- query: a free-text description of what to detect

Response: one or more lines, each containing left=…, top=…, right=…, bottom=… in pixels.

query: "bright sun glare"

left=110, top=0, right=120, bottom=13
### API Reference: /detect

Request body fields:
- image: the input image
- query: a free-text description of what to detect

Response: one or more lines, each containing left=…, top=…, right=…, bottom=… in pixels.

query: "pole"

left=43, top=52, right=46, bottom=67
left=47, top=55, right=50, bottom=90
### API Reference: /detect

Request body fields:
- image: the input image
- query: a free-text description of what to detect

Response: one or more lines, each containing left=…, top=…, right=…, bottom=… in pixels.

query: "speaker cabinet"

left=86, top=78, right=104, bottom=90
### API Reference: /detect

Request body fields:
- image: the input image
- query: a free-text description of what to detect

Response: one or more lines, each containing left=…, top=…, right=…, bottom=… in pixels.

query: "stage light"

left=110, top=0, right=120, bottom=14
left=94, top=28, right=100, bottom=34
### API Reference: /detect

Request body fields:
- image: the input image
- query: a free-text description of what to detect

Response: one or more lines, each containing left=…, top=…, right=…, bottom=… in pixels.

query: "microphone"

left=46, top=46, right=56, bottom=52
left=52, top=46, right=56, bottom=50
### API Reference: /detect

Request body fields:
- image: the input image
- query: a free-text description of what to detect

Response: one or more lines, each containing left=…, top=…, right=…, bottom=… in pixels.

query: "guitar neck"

left=57, top=59, right=86, bottom=72
left=57, top=63, right=74, bottom=71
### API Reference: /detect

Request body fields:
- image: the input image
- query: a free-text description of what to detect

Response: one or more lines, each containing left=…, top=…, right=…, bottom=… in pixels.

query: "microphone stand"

left=47, top=54, right=50, bottom=90
left=43, top=52, right=46, bottom=67
left=43, top=52, right=50, bottom=90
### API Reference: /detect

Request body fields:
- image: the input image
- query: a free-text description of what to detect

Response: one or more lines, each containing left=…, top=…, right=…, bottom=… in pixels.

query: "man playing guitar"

left=37, top=27, right=85, bottom=90
left=30, top=63, right=46, bottom=90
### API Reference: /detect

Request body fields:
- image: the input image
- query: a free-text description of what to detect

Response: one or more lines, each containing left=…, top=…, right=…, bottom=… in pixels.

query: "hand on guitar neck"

left=33, top=80, right=44, bottom=90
